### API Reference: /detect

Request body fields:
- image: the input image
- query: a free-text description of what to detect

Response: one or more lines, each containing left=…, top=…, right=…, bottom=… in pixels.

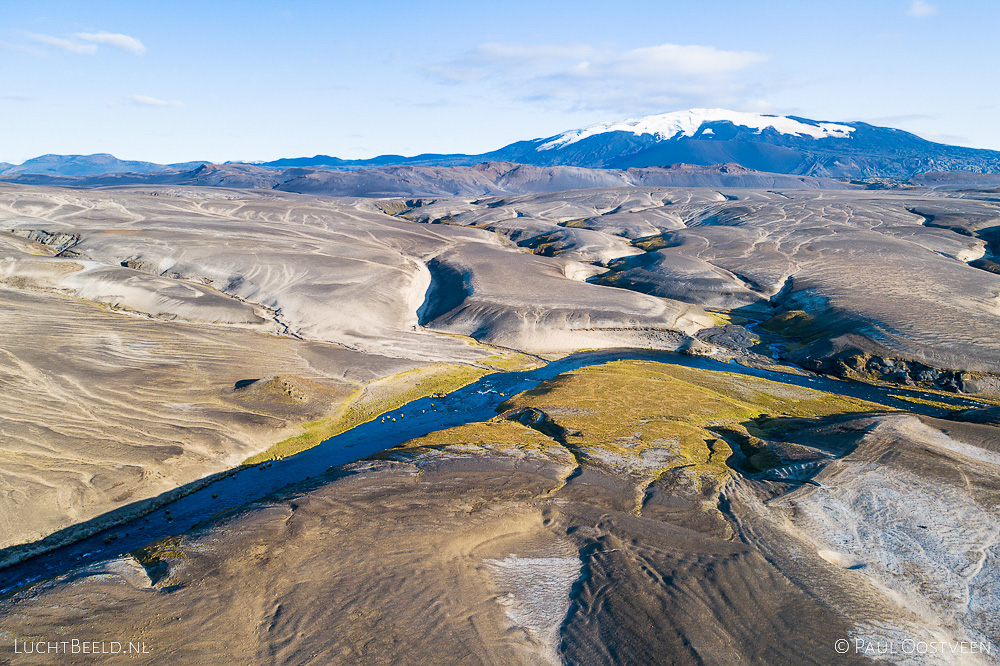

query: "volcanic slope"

left=401, top=186, right=1000, bottom=386
left=5, top=361, right=998, bottom=664
left=258, top=109, right=1000, bottom=179
left=0, top=161, right=852, bottom=197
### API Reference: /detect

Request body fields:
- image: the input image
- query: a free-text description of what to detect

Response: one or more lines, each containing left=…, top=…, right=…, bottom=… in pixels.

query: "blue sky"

left=0, top=0, right=996, bottom=163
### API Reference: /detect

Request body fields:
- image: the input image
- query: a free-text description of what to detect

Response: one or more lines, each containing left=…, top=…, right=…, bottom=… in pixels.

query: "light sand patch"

left=787, top=418, right=1000, bottom=655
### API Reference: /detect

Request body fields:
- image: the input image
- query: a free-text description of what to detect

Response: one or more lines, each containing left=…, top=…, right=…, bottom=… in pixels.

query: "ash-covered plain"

left=1, top=179, right=999, bottom=665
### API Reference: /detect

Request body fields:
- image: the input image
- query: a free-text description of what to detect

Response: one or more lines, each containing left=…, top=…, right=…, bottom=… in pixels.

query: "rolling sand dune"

left=0, top=184, right=710, bottom=357
left=0, top=284, right=419, bottom=552
left=401, top=186, right=1000, bottom=378
left=0, top=183, right=710, bottom=554
left=420, top=244, right=711, bottom=351
left=734, top=413, right=1000, bottom=665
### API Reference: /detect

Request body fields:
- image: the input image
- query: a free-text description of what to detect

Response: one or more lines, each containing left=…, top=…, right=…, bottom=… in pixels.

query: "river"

left=0, top=348, right=987, bottom=596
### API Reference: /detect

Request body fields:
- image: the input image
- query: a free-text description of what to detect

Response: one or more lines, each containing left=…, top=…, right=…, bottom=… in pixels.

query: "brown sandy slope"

left=0, top=182, right=709, bottom=559
left=402, top=187, right=1000, bottom=381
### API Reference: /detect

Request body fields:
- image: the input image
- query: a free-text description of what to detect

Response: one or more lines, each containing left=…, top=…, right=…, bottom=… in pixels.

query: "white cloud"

left=129, top=95, right=183, bottom=107
left=26, top=33, right=96, bottom=54
left=426, top=42, right=771, bottom=114
left=580, top=44, right=767, bottom=78
left=919, top=132, right=971, bottom=146
left=76, top=32, right=146, bottom=55
left=16, top=31, right=145, bottom=56
left=427, top=42, right=592, bottom=83
left=907, top=0, right=938, bottom=17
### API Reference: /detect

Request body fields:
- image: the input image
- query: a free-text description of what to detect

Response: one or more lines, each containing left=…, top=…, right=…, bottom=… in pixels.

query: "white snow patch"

left=538, top=108, right=855, bottom=150
left=485, top=552, right=582, bottom=665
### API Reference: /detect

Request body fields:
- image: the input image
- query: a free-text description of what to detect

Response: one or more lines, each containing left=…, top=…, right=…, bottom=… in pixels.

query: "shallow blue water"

left=0, top=348, right=982, bottom=595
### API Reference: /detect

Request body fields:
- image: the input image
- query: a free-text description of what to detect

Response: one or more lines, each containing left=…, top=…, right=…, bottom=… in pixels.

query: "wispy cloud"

left=26, top=33, right=97, bottom=54
left=13, top=31, right=145, bottom=56
left=0, top=40, right=47, bottom=57
left=426, top=42, right=771, bottom=114
left=852, top=113, right=937, bottom=125
left=128, top=95, right=183, bottom=107
left=920, top=132, right=971, bottom=146
left=906, top=0, right=938, bottom=17
left=428, top=43, right=593, bottom=83
left=1, top=93, right=32, bottom=101
left=76, top=32, right=146, bottom=55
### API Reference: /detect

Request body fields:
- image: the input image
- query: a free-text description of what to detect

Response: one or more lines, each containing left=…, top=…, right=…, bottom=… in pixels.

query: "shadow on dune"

left=0, top=465, right=238, bottom=587
left=416, top=257, right=470, bottom=325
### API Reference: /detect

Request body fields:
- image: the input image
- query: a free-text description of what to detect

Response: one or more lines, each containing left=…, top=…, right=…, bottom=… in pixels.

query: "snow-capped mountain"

left=482, top=109, right=1000, bottom=179
left=252, top=109, right=1000, bottom=180
left=535, top=109, right=856, bottom=150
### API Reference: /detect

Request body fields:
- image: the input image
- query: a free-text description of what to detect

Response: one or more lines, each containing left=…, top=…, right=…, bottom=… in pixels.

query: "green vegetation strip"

left=501, top=361, right=895, bottom=479
left=369, top=419, right=556, bottom=461
left=377, top=361, right=898, bottom=484
left=243, top=364, right=491, bottom=465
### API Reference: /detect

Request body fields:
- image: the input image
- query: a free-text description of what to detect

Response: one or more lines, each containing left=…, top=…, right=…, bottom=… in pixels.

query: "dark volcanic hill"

left=0, top=161, right=854, bottom=196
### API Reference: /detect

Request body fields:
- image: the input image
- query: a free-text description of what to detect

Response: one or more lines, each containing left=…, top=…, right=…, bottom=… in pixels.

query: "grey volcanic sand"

left=405, top=187, right=1000, bottom=375
left=420, top=243, right=707, bottom=351
left=0, top=285, right=417, bottom=551
left=0, top=443, right=849, bottom=665
left=737, top=415, right=1000, bottom=663
left=0, top=183, right=708, bottom=552
left=0, top=184, right=709, bottom=357
left=2, top=180, right=1000, bottom=665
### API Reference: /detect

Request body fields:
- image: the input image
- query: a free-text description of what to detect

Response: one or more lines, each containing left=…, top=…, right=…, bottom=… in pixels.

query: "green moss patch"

left=632, top=234, right=671, bottom=252
left=131, top=535, right=187, bottom=585
left=243, top=364, right=491, bottom=465
left=761, top=310, right=820, bottom=340
left=368, top=419, right=556, bottom=461
left=497, top=360, right=893, bottom=480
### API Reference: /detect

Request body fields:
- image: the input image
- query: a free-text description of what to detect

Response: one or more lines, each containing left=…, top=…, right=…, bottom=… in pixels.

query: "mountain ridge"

left=261, top=109, right=1000, bottom=179
left=0, top=161, right=856, bottom=197
left=4, top=109, right=1000, bottom=181
left=0, top=153, right=207, bottom=177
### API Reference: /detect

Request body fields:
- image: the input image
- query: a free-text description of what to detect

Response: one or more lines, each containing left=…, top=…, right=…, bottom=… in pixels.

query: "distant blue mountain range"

left=0, top=153, right=206, bottom=177
left=3, top=109, right=1000, bottom=181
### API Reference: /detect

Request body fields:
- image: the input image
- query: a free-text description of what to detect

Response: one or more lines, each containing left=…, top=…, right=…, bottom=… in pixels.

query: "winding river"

left=0, top=348, right=987, bottom=596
